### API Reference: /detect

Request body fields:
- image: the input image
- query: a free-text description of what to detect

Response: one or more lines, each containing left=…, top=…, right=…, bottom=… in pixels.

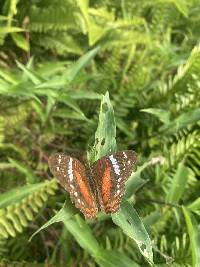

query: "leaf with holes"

left=89, top=91, right=117, bottom=163
left=112, top=201, right=153, bottom=265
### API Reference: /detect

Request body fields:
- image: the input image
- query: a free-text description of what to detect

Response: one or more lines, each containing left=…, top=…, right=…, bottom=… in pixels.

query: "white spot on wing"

left=113, top=165, right=120, bottom=175
left=58, top=155, right=62, bottom=164
left=68, top=158, right=73, bottom=181
left=56, top=166, right=59, bottom=171
left=109, top=155, right=121, bottom=175
left=68, top=169, right=72, bottom=175
left=69, top=173, right=73, bottom=181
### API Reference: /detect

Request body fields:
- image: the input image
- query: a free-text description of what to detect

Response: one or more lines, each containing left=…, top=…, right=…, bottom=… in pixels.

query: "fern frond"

left=0, top=100, right=30, bottom=136
left=0, top=179, right=58, bottom=239
left=29, top=2, right=79, bottom=33
left=167, top=130, right=200, bottom=169
left=35, top=33, right=83, bottom=55
left=154, top=233, right=191, bottom=266
left=170, top=44, right=200, bottom=113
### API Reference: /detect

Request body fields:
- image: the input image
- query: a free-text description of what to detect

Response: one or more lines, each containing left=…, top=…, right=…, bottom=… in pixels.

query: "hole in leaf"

left=101, top=138, right=105, bottom=146
left=102, top=103, right=108, bottom=113
left=126, top=219, right=131, bottom=225
left=140, top=244, right=146, bottom=251
left=95, top=138, right=99, bottom=144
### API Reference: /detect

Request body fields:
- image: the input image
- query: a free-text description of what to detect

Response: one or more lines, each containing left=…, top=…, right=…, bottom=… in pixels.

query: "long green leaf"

left=141, top=108, right=170, bottom=124
left=166, top=162, right=192, bottom=203
left=11, top=33, right=29, bottom=52
left=159, top=108, right=200, bottom=135
left=30, top=203, right=137, bottom=266
left=188, top=197, right=200, bottom=215
left=112, top=201, right=153, bottom=264
left=66, top=45, right=100, bottom=83
left=96, top=249, right=140, bottom=267
left=29, top=202, right=75, bottom=241
left=89, top=91, right=117, bottom=163
left=0, top=27, right=24, bottom=34
left=16, top=60, right=45, bottom=85
left=63, top=215, right=100, bottom=255
left=182, top=207, right=200, bottom=267
left=0, top=179, right=58, bottom=209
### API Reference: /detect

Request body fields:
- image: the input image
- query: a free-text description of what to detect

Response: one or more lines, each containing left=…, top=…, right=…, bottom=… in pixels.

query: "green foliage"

left=0, top=179, right=58, bottom=239
left=0, top=0, right=200, bottom=266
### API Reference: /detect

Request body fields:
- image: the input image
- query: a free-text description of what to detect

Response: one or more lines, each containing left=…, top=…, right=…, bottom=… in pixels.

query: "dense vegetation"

left=0, top=0, right=200, bottom=266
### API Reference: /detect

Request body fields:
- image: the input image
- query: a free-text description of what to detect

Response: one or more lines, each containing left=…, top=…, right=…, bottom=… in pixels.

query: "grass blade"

left=182, top=207, right=200, bottom=267
left=166, top=162, right=193, bottom=204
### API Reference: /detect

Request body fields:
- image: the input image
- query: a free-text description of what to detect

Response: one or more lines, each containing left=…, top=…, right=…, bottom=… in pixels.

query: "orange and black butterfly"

left=48, top=151, right=137, bottom=219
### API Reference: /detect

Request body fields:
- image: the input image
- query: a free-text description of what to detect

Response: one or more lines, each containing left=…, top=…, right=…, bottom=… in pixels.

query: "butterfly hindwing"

left=48, top=153, right=98, bottom=219
left=92, top=150, right=137, bottom=213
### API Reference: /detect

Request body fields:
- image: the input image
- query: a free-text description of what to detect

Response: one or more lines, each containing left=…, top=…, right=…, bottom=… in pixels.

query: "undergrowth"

left=0, top=0, right=200, bottom=266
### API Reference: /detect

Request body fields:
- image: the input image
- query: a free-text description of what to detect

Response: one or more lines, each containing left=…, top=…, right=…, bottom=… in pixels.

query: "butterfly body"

left=48, top=150, right=137, bottom=219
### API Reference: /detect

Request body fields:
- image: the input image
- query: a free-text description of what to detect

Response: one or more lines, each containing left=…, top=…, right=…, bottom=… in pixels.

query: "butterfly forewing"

left=92, top=150, right=137, bottom=213
left=48, top=153, right=98, bottom=219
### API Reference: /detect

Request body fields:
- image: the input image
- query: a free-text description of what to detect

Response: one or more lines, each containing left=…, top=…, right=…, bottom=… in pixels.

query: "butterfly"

left=48, top=150, right=137, bottom=219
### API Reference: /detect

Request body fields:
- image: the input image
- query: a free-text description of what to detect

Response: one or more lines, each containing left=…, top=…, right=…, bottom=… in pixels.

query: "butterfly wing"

left=92, top=150, right=137, bottom=213
left=48, top=153, right=98, bottom=219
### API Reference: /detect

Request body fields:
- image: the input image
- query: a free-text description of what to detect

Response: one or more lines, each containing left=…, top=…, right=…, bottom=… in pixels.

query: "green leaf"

left=67, top=90, right=102, bottom=100
left=166, top=162, right=192, bottom=204
left=54, top=109, right=89, bottom=121
left=0, top=26, right=24, bottom=34
left=88, top=23, right=106, bottom=46
left=11, top=33, right=29, bottom=52
left=188, top=198, right=200, bottom=216
left=0, top=69, right=18, bottom=84
left=182, top=207, right=200, bottom=267
left=0, top=179, right=58, bottom=209
left=89, top=91, right=117, bottom=163
left=29, top=202, right=75, bottom=241
left=66, top=45, right=100, bottom=83
left=112, top=201, right=153, bottom=264
left=30, top=203, right=137, bottom=266
left=16, top=60, right=45, bottom=85
left=96, top=249, right=140, bottom=267
left=141, top=108, right=170, bottom=124
left=77, top=0, right=106, bottom=45
left=30, top=203, right=100, bottom=255
left=159, top=108, right=200, bottom=135
left=63, top=215, right=100, bottom=255
left=59, top=95, right=89, bottom=121
left=170, top=0, right=189, bottom=17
